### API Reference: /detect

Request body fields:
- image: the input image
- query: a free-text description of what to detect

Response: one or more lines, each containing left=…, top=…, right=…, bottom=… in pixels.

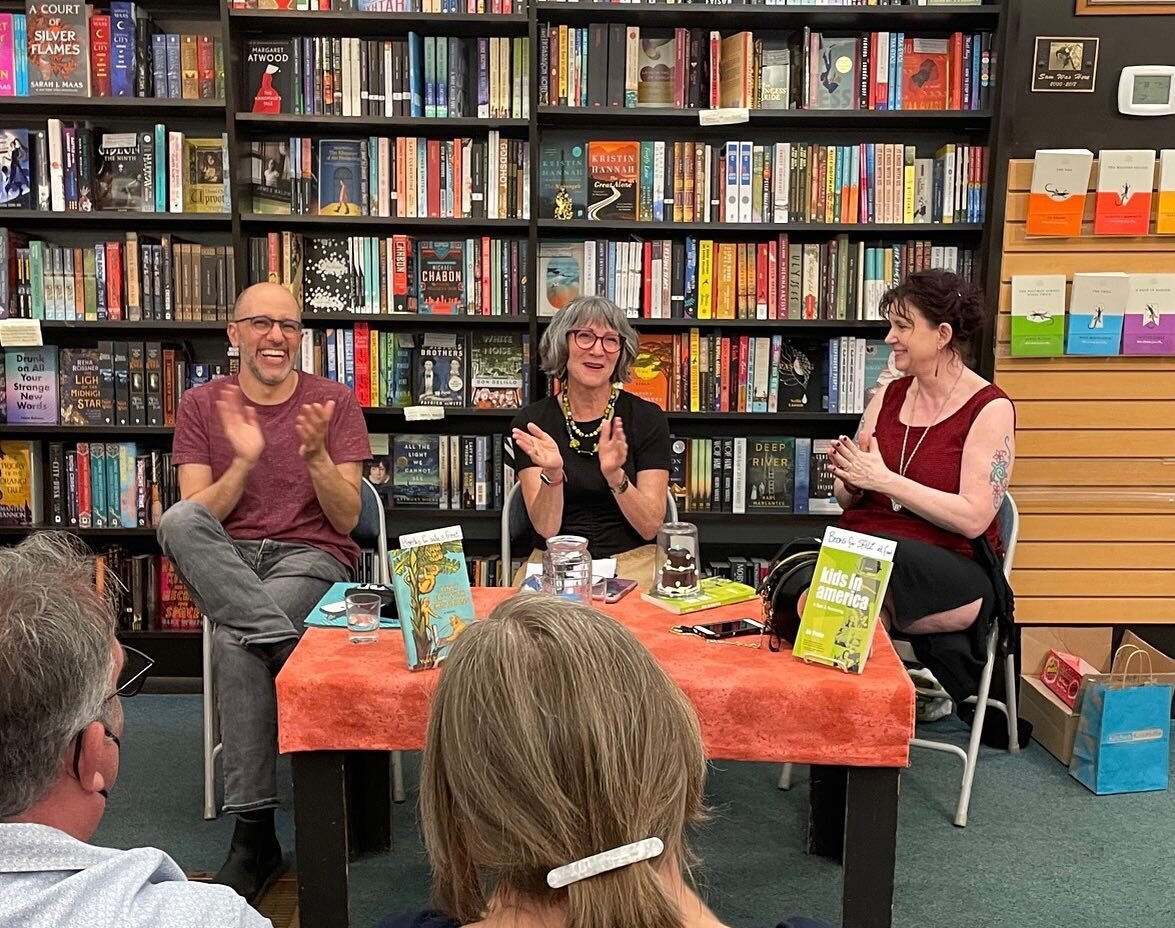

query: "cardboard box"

left=1020, top=627, right=1113, bottom=765
left=1041, top=649, right=1100, bottom=708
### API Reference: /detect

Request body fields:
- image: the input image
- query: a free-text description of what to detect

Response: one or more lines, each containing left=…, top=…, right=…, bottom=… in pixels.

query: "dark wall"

left=999, top=0, right=1175, bottom=155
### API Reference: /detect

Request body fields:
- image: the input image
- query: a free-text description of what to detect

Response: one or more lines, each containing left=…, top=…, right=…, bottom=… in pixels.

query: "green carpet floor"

left=92, top=694, right=1175, bottom=928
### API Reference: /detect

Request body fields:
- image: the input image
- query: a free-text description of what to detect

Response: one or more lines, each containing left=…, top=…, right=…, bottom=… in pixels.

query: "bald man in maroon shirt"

left=158, top=283, right=371, bottom=903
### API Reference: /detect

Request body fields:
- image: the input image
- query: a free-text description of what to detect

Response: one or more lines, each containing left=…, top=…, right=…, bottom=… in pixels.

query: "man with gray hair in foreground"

left=0, top=532, right=272, bottom=928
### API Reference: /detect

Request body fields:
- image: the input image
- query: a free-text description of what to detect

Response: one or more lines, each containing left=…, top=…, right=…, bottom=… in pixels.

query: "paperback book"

left=1010, top=275, right=1066, bottom=357
left=792, top=526, right=896, bottom=674
left=1025, top=149, right=1093, bottom=238
left=1093, top=149, right=1156, bottom=237
left=389, top=524, right=477, bottom=672
left=1123, top=274, right=1175, bottom=356
left=640, top=576, right=758, bottom=615
left=1066, top=273, right=1128, bottom=356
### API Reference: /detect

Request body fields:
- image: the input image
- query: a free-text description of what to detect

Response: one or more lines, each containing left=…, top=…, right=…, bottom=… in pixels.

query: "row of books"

left=0, top=230, right=237, bottom=322
left=1026, top=148, right=1175, bottom=238
left=538, top=235, right=975, bottom=320
left=538, top=1, right=984, bottom=6
left=299, top=329, right=530, bottom=409
left=245, top=35, right=529, bottom=119
left=670, top=434, right=839, bottom=515
left=253, top=233, right=530, bottom=316
left=0, top=4, right=224, bottom=99
left=0, top=124, right=229, bottom=214
left=538, top=139, right=986, bottom=224
left=378, top=432, right=517, bottom=510
left=0, top=439, right=174, bottom=529
left=250, top=133, right=528, bottom=220
left=623, top=331, right=885, bottom=414
left=1, top=344, right=237, bottom=426
left=1010, top=272, right=1175, bottom=358
left=230, top=0, right=525, bottom=12
left=538, top=24, right=993, bottom=112
left=105, top=552, right=199, bottom=632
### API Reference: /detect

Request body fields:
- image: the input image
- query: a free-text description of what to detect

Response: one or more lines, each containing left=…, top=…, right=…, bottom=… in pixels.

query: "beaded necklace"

left=561, top=384, right=619, bottom=456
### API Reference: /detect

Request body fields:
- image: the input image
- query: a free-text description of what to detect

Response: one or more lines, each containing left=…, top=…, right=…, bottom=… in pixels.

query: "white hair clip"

left=546, top=837, right=664, bottom=889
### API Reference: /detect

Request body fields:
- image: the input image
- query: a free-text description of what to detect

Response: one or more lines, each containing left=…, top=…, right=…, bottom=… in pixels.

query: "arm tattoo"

left=989, top=435, right=1011, bottom=511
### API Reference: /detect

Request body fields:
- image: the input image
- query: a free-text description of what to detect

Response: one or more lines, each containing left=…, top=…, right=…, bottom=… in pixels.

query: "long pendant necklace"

left=562, top=384, right=619, bottom=456
left=892, top=372, right=964, bottom=512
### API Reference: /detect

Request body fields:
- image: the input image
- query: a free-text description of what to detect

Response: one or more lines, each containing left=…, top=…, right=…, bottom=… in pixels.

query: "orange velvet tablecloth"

left=276, top=588, right=915, bottom=768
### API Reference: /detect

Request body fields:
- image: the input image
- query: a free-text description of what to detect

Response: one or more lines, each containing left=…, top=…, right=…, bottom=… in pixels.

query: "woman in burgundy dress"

left=827, top=269, right=1016, bottom=637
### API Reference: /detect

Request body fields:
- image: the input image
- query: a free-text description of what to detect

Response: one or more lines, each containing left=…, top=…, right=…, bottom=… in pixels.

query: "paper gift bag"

left=1069, top=647, right=1174, bottom=796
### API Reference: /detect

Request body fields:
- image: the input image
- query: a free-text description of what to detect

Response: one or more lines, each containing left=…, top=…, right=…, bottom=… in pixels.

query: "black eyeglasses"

left=569, top=329, right=622, bottom=354
left=116, top=645, right=155, bottom=698
left=233, top=314, right=303, bottom=336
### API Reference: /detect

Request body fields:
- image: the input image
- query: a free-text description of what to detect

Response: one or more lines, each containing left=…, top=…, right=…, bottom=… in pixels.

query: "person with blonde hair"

left=375, top=594, right=831, bottom=928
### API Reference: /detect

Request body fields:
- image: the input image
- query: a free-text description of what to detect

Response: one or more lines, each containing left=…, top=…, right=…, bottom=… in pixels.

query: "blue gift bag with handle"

left=1069, top=647, right=1173, bottom=796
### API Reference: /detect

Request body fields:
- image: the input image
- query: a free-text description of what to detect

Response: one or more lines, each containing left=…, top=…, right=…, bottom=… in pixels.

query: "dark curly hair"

left=878, top=269, right=986, bottom=362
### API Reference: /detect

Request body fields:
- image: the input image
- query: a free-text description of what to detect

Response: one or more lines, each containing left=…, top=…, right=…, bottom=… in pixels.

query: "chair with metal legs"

left=777, top=493, right=1021, bottom=827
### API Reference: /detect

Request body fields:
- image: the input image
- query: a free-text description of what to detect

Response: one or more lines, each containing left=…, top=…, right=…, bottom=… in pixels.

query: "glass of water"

left=345, top=591, right=382, bottom=645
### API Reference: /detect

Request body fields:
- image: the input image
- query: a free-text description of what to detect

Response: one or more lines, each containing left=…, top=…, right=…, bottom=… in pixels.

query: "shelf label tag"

left=700, top=108, right=750, bottom=126
left=0, top=319, right=43, bottom=347
left=404, top=405, right=445, bottom=421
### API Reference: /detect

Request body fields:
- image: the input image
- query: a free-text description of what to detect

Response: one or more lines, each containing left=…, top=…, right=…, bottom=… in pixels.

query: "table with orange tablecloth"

left=277, top=587, right=915, bottom=928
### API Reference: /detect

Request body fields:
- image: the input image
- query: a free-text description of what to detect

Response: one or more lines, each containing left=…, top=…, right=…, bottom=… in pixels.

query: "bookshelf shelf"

left=535, top=317, right=889, bottom=331
left=537, top=106, right=992, bottom=129
left=667, top=412, right=862, bottom=423
left=119, top=629, right=200, bottom=640
left=534, top=2, right=1001, bottom=29
left=228, top=10, right=531, bottom=37
left=363, top=407, right=518, bottom=419
left=0, top=97, right=226, bottom=116
left=39, top=320, right=230, bottom=331
left=302, top=312, right=528, bottom=326
left=0, top=425, right=174, bottom=436
left=536, top=219, right=984, bottom=234
left=0, top=525, right=158, bottom=538
left=0, top=210, right=231, bottom=228
left=236, top=113, right=530, bottom=133
left=239, top=213, right=529, bottom=230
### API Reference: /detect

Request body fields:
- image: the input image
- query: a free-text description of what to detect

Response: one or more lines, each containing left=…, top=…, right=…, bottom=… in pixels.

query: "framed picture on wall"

left=1076, top=0, right=1175, bottom=14
left=1032, top=37, right=1100, bottom=92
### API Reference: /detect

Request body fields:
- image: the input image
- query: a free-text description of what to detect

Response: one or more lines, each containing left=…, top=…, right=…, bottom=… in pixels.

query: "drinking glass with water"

left=345, top=591, right=382, bottom=644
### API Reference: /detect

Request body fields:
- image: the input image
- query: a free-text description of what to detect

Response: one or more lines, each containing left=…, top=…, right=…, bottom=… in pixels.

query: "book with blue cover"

left=390, top=525, right=477, bottom=671
left=1066, top=273, right=1128, bottom=356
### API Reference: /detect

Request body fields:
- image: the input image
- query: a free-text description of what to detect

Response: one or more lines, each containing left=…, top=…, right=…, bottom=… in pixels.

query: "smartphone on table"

left=592, top=577, right=639, bottom=603
left=688, top=617, right=765, bottom=639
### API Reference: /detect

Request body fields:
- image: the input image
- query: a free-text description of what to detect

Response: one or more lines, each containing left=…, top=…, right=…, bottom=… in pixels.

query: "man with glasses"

left=157, top=281, right=371, bottom=902
left=0, top=533, right=272, bottom=927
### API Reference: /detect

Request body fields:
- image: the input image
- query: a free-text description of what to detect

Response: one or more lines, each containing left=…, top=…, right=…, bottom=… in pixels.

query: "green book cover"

left=641, top=576, right=758, bottom=615
left=1010, top=274, right=1067, bottom=357
left=793, top=527, right=896, bottom=674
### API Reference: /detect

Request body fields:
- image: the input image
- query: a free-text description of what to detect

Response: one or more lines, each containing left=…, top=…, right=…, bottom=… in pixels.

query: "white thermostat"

left=1117, top=65, right=1175, bottom=116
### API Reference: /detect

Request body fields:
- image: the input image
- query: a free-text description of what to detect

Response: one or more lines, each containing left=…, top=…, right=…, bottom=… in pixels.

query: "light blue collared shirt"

left=0, top=823, right=272, bottom=928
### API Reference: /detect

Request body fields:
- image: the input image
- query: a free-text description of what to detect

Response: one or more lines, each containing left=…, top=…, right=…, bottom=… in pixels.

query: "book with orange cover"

left=1156, top=149, right=1175, bottom=235
left=623, top=333, right=674, bottom=410
left=1025, top=149, right=1093, bottom=237
left=1094, top=149, right=1156, bottom=236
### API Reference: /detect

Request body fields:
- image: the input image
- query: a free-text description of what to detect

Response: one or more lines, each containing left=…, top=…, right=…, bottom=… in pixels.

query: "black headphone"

left=757, top=538, right=822, bottom=652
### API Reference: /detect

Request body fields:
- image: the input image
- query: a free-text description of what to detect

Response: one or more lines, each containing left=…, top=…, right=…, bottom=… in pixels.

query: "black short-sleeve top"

left=508, top=390, right=672, bottom=559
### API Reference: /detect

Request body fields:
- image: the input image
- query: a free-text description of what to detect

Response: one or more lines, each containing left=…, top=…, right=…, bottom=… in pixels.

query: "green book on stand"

left=641, top=577, right=758, bottom=615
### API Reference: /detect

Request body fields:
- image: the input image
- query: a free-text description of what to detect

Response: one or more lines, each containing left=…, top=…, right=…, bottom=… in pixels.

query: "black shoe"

left=213, top=814, right=285, bottom=904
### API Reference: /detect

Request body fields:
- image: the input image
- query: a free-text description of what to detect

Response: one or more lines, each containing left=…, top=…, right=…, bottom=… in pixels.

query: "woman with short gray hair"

left=509, top=296, right=671, bottom=587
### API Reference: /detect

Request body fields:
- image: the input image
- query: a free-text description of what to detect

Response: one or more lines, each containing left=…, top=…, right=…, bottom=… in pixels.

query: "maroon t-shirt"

left=171, top=373, right=372, bottom=568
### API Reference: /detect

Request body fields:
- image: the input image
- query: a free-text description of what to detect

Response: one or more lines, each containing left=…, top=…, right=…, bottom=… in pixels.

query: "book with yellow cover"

left=1025, top=149, right=1093, bottom=237
left=1157, top=149, right=1175, bottom=235
left=641, top=576, right=757, bottom=615
left=792, top=527, right=896, bottom=674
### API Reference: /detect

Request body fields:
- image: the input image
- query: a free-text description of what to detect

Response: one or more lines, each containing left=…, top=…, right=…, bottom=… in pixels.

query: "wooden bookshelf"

left=0, top=0, right=1008, bottom=672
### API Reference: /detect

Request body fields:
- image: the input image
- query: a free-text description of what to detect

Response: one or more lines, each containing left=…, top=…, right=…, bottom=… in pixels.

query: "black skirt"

left=883, top=535, right=994, bottom=632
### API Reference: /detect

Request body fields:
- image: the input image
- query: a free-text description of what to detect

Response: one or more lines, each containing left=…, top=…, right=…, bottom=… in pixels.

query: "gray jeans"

left=157, top=500, right=350, bottom=813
